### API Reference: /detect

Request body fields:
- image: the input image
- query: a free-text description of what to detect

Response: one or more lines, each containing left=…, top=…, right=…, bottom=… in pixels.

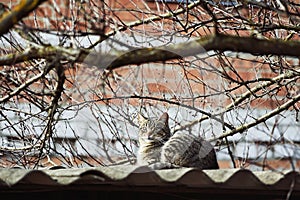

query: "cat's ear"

left=159, top=112, right=169, bottom=125
left=137, top=113, right=147, bottom=125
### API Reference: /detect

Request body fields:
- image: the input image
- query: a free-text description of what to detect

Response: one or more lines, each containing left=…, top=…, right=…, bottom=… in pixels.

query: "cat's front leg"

left=148, top=162, right=180, bottom=170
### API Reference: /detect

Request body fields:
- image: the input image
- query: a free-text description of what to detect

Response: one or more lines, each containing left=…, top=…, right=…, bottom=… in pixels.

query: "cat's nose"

left=147, top=134, right=154, bottom=140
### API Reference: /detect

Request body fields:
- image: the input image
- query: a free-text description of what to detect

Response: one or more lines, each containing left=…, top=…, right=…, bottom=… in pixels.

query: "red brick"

left=218, top=159, right=299, bottom=170
left=131, top=64, right=182, bottom=81
left=37, top=4, right=54, bottom=18
left=249, top=97, right=286, bottom=109
left=114, top=66, right=134, bottom=77
left=260, top=71, right=280, bottom=79
left=184, top=68, right=203, bottom=81
left=146, top=83, right=172, bottom=94
left=226, top=70, right=256, bottom=82
left=187, top=81, right=206, bottom=94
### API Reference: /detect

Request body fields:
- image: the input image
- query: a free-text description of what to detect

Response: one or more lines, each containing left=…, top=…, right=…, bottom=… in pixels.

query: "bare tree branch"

left=176, top=69, right=300, bottom=133
left=1, top=34, right=300, bottom=69
left=0, top=0, right=46, bottom=36
left=0, top=61, right=54, bottom=103
left=211, top=92, right=300, bottom=141
left=94, top=0, right=206, bottom=43
left=104, top=35, right=300, bottom=70
left=0, top=0, right=299, bottom=169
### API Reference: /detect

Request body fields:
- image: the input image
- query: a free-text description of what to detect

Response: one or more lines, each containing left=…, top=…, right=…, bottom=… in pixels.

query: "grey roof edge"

left=0, top=166, right=298, bottom=191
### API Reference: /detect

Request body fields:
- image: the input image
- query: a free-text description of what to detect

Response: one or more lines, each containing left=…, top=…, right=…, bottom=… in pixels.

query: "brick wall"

left=1, top=0, right=299, bottom=169
left=4, top=0, right=296, bottom=109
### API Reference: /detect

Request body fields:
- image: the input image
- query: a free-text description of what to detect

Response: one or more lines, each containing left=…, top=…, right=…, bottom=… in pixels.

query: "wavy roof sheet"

left=0, top=166, right=299, bottom=199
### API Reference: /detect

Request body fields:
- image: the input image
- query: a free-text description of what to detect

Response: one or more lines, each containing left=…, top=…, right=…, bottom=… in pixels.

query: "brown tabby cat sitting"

left=137, top=112, right=219, bottom=170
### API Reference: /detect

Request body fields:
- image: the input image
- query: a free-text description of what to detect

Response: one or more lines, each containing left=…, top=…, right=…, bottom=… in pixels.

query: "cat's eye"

left=140, top=126, right=147, bottom=132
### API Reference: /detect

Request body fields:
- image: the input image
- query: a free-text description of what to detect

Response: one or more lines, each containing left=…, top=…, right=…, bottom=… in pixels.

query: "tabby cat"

left=137, top=112, right=219, bottom=169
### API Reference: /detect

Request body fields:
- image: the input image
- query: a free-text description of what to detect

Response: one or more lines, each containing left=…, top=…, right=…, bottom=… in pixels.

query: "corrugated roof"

left=0, top=166, right=300, bottom=199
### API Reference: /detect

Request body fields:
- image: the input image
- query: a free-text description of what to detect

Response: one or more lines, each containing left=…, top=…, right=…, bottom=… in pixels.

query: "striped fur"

left=137, top=112, right=219, bottom=169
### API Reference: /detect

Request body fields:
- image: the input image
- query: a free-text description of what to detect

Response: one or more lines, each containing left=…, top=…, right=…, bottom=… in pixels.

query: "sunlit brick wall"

left=2, top=0, right=299, bottom=169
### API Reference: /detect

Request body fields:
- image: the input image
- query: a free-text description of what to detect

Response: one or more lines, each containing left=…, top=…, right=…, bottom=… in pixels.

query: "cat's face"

left=137, top=112, right=171, bottom=144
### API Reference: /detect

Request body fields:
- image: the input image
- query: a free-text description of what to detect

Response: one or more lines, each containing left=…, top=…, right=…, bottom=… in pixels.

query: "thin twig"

left=175, top=69, right=300, bottom=132
left=211, top=92, right=300, bottom=141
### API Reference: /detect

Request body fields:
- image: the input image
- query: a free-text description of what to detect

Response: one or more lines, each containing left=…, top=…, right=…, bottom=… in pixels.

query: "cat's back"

left=161, top=132, right=219, bottom=169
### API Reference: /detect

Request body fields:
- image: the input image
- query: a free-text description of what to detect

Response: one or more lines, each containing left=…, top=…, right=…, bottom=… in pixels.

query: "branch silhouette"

left=1, top=34, right=300, bottom=68
left=0, top=0, right=46, bottom=36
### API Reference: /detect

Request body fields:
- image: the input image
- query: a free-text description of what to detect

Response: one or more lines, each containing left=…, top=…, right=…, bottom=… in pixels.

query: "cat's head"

left=137, top=112, right=171, bottom=145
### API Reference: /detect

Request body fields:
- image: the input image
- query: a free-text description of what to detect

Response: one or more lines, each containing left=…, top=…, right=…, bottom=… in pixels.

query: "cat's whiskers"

left=139, top=136, right=166, bottom=145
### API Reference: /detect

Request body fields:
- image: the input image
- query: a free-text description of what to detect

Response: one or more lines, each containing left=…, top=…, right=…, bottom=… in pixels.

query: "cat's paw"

left=148, top=162, right=180, bottom=170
